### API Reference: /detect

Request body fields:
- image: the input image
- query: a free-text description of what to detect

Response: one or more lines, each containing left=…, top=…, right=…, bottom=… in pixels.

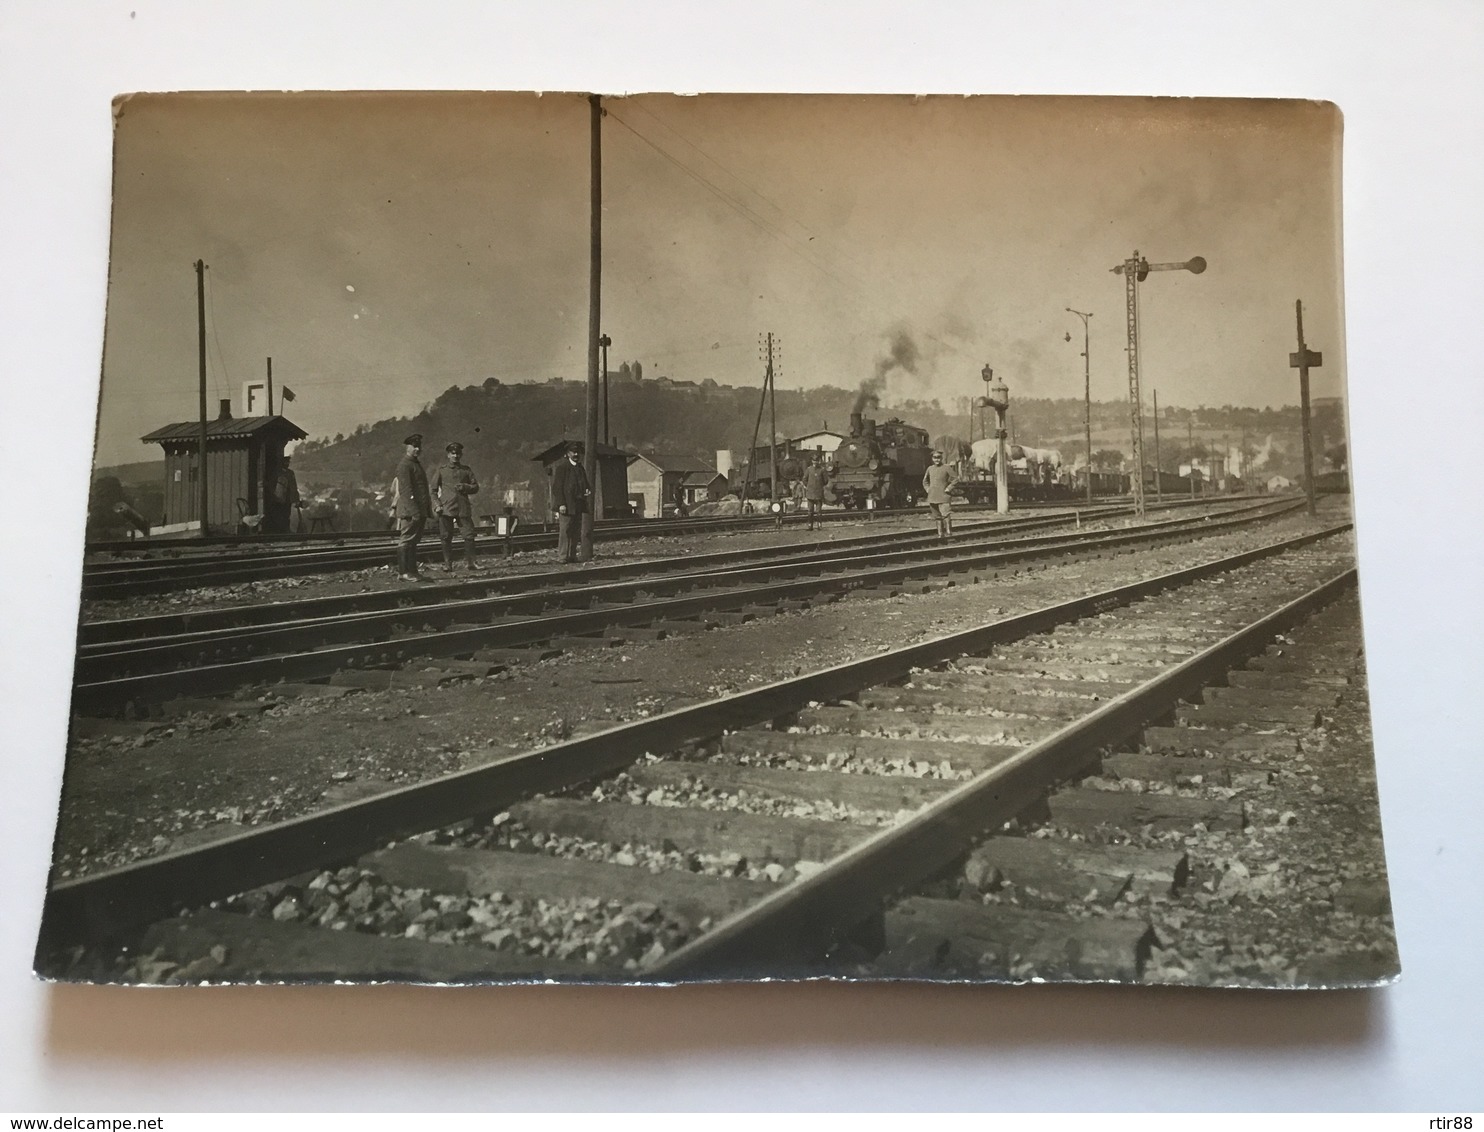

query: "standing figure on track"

left=802, top=455, right=828, bottom=531
left=393, top=433, right=433, bottom=582
left=550, top=443, right=592, bottom=564
left=431, top=440, right=482, bottom=572
left=922, top=449, right=958, bottom=541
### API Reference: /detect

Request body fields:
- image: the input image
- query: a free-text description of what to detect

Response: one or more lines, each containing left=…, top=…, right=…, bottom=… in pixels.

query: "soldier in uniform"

left=549, top=443, right=592, bottom=564
left=801, top=455, right=829, bottom=531
left=922, top=449, right=958, bottom=541
left=393, top=433, right=433, bottom=582
left=431, top=440, right=482, bottom=572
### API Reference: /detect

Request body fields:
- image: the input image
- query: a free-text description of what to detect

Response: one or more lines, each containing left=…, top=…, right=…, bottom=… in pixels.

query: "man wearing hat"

left=431, top=440, right=482, bottom=571
left=393, top=434, right=433, bottom=581
left=922, top=449, right=958, bottom=541
left=801, top=454, right=829, bottom=531
left=549, top=442, right=592, bottom=564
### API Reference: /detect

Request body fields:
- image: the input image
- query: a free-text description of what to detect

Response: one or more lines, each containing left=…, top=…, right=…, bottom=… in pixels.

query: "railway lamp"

left=1109, top=251, right=1207, bottom=519
left=498, top=505, right=519, bottom=557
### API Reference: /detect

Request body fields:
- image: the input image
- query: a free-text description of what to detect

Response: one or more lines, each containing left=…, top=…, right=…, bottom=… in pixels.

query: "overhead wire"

left=625, top=102, right=883, bottom=287
left=602, top=107, right=961, bottom=359
left=604, top=109, right=874, bottom=301
left=203, top=266, right=231, bottom=402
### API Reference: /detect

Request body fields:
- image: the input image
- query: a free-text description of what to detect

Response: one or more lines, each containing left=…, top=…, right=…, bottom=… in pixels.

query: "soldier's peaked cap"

left=446, top=441, right=463, bottom=452
left=404, top=433, right=424, bottom=446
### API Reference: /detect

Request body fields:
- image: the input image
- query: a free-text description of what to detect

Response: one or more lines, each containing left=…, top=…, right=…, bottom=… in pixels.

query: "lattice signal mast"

left=1110, top=250, right=1206, bottom=518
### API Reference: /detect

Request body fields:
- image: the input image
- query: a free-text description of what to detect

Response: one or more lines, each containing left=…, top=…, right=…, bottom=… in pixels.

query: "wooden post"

left=766, top=332, right=778, bottom=504
left=1188, top=415, right=1196, bottom=497
left=266, top=356, right=274, bottom=416
left=1152, top=388, right=1162, bottom=501
left=196, top=259, right=209, bottom=536
left=1290, top=300, right=1323, bottom=517
left=582, top=94, right=602, bottom=559
left=1122, top=254, right=1145, bottom=519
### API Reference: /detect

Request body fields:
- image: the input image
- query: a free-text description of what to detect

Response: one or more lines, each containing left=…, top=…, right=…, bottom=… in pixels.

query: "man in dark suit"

left=549, top=444, right=592, bottom=564
left=394, top=433, right=433, bottom=581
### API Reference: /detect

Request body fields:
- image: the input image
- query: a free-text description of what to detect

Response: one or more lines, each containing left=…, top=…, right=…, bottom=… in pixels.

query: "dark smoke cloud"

left=856, top=329, right=922, bottom=413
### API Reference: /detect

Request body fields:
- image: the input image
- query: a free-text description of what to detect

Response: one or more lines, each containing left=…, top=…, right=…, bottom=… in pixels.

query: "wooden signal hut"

left=142, top=399, right=307, bottom=534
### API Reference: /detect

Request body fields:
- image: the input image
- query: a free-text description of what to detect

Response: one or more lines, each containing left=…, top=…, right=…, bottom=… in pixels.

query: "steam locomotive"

left=826, top=411, right=935, bottom=509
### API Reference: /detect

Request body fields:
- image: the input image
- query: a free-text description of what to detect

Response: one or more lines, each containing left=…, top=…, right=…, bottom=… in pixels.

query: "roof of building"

left=141, top=415, right=307, bottom=444
left=630, top=452, right=720, bottom=474
left=682, top=470, right=727, bottom=487
left=530, top=439, right=632, bottom=464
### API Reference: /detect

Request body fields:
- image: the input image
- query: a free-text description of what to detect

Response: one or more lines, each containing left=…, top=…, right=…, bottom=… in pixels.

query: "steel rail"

left=71, top=501, right=1302, bottom=709
left=80, top=504, right=1075, bottom=582
left=78, top=511, right=1079, bottom=646
left=80, top=494, right=1236, bottom=598
left=82, top=494, right=1148, bottom=557
left=648, top=565, right=1358, bottom=979
left=37, top=522, right=1349, bottom=957
left=78, top=501, right=1280, bottom=664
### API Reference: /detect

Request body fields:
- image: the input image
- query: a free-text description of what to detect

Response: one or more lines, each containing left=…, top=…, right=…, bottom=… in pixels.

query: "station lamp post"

left=599, top=333, right=612, bottom=446
left=981, top=365, right=1011, bottom=515
left=1110, top=250, right=1206, bottom=518
left=1065, top=308, right=1093, bottom=504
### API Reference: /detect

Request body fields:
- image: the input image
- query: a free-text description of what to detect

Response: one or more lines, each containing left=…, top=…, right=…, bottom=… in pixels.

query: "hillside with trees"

left=286, top=368, right=1348, bottom=500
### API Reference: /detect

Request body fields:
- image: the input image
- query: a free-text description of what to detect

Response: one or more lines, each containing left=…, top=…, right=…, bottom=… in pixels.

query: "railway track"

left=72, top=498, right=1300, bottom=717
left=38, top=523, right=1358, bottom=982
left=80, top=495, right=1228, bottom=599
left=78, top=508, right=1082, bottom=643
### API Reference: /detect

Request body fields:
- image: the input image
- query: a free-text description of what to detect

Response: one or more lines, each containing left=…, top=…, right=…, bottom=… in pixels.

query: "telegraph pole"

left=195, top=259, right=209, bottom=536
left=265, top=356, right=274, bottom=415
left=1110, top=250, right=1206, bottom=518
left=1291, top=299, right=1324, bottom=517
left=764, top=332, right=779, bottom=503
left=1188, top=414, right=1196, bottom=497
left=581, top=94, right=602, bottom=558
left=1066, top=309, right=1093, bottom=503
left=1152, top=388, right=1162, bottom=501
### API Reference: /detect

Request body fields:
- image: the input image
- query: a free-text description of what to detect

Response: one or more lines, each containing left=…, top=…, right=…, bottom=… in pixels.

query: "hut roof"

left=141, top=415, right=307, bottom=444
left=531, top=439, right=631, bottom=464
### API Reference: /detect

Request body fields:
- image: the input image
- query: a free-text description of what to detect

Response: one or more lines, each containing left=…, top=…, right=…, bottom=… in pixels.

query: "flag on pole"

left=281, top=386, right=296, bottom=403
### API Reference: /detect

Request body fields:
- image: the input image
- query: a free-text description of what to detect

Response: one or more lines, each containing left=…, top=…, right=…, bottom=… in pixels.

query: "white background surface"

left=2, top=0, right=1481, bottom=1112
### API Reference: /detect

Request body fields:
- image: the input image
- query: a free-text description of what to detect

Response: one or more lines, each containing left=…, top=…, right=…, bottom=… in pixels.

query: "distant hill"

left=94, top=459, right=164, bottom=487
left=289, top=374, right=1348, bottom=494
left=291, top=376, right=898, bottom=494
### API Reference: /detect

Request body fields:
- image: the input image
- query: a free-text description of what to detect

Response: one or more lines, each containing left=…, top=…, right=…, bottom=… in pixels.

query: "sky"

left=95, top=92, right=1344, bottom=467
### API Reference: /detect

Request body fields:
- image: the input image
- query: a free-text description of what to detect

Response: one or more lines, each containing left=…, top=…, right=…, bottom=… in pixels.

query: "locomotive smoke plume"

left=855, top=329, right=923, bottom=413
left=1247, top=434, right=1276, bottom=472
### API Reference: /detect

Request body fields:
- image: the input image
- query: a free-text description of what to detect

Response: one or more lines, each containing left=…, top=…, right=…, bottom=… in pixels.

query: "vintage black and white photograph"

left=35, top=90, right=1396, bottom=988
